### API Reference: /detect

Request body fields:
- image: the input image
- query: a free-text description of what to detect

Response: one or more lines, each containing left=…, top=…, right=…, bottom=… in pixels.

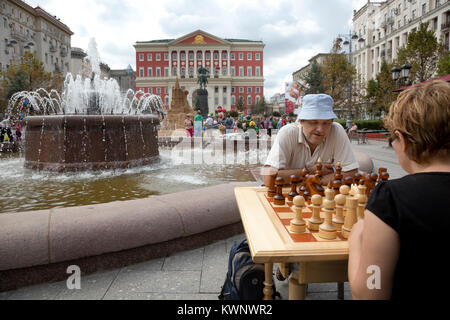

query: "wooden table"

left=234, top=186, right=349, bottom=300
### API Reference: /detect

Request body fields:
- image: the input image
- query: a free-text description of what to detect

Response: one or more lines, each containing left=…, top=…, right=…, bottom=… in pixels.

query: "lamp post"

left=391, top=64, right=412, bottom=89
left=336, top=31, right=365, bottom=122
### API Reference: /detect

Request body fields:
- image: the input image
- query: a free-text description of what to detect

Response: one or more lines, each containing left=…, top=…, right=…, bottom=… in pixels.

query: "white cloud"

left=25, top=0, right=368, bottom=100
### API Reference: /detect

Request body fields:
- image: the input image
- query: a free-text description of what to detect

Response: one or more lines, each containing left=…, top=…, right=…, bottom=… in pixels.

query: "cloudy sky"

left=26, top=0, right=368, bottom=98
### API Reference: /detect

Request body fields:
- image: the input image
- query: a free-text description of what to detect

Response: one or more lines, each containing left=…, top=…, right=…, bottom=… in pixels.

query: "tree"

left=0, top=52, right=63, bottom=114
left=321, top=40, right=356, bottom=113
left=363, top=60, right=397, bottom=119
left=236, top=94, right=244, bottom=112
left=301, top=60, right=326, bottom=94
left=437, top=53, right=450, bottom=76
left=397, top=22, right=448, bottom=83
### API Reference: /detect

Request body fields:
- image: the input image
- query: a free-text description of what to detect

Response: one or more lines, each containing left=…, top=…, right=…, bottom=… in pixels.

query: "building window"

left=256, top=87, right=260, bottom=93
left=172, top=52, right=177, bottom=60
left=215, top=86, right=219, bottom=93
left=139, top=54, right=144, bottom=61
left=189, top=53, right=194, bottom=60
left=189, top=67, right=194, bottom=76
left=232, top=95, right=235, bottom=105
left=255, top=53, right=260, bottom=60
left=181, top=53, right=185, bottom=60
left=215, top=97, right=219, bottom=105
left=247, top=53, right=252, bottom=60
left=148, top=67, right=153, bottom=77
left=239, top=53, right=243, bottom=60
left=412, top=9, right=416, bottom=20
left=139, top=67, right=144, bottom=77
left=223, top=87, right=227, bottom=93
left=247, top=87, right=252, bottom=93
left=247, top=67, right=252, bottom=77
left=165, top=96, right=169, bottom=105
left=231, top=87, right=235, bottom=93
left=255, top=66, right=260, bottom=77
left=247, top=96, right=252, bottom=105
left=156, top=53, right=161, bottom=61
left=239, top=87, right=244, bottom=93
left=147, top=53, right=152, bottom=61
left=164, top=87, right=168, bottom=94
left=156, top=67, right=161, bottom=77
left=164, top=53, right=169, bottom=60
left=231, top=66, right=235, bottom=76
left=214, top=52, right=219, bottom=60
left=206, top=52, right=210, bottom=60
left=422, top=4, right=426, bottom=15
left=239, top=66, right=244, bottom=77
left=222, top=52, right=227, bottom=59
left=157, top=88, right=161, bottom=94
left=164, top=67, right=169, bottom=77
left=256, top=96, right=260, bottom=104
left=223, top=97, right=227, bottom=105
left=231, top=53, right=235, bottom=60
left=148, top=88, right=152, bottom=94
left=172, top=67, right=177, bottom=76
left=197, top=52, right=202, bottom=59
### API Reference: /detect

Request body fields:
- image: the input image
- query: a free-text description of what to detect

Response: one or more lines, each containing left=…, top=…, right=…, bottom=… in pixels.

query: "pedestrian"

left=194, top=110, right=203, bottom=137
left=184, top=114, right=194, bottom=137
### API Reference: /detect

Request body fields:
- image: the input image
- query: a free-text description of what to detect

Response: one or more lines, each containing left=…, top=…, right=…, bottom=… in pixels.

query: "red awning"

left=394, top=74, right=450, bottom=92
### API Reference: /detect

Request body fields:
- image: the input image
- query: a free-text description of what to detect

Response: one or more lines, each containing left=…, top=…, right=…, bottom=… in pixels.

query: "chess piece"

left=339, top=184, right=350, bottom=217
left=274, top=177, right=285, bottom=205
left=262, top=167, right=278, bottom=198
left=341, top=197, right=358, bottom=239
left=308, top=194, right=323, bottom=231
left=299, top=167, right=309, bottom=199
left=287, top=175, right=300, bottom=201
left=377, top=168, right=387, bottom=184
left=290, top=195, right=306, bottom=233
left=332, top=162, right=343, bottom=195
left=344, top=175, right=353, bottom=187
left=356, top=184, right=367, bottom=220
left=315, top=157, right=323, bottom=178
left=319, top=188, right=338, bottom=240
left=364, top=173, right=378, bottom=196
left=305, top=174, right=325, bottom=197
left=380, top=171, right=389, bottom=183
left=353, top=172, right=363, bottom=185
left=333, top=192, right=346, bottom=231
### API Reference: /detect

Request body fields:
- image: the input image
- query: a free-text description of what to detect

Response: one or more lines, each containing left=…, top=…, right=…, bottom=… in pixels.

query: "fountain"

left=6, top=39, right=164, bottom=171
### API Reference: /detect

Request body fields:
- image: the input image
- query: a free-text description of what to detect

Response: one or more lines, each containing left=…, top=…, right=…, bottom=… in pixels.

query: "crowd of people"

left=184, top=106, right=297, bottom=138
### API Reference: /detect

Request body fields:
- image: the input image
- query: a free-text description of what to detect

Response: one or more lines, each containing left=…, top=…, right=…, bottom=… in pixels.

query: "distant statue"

left=197, top=66, right=209, bottom=89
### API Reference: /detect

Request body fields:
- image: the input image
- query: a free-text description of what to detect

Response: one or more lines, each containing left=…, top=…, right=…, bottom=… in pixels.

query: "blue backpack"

left=219, top=239, right=280, bottom=300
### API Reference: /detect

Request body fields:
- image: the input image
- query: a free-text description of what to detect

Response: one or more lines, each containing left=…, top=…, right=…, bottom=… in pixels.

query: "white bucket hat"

left=297, top=94, right=337, bottom=121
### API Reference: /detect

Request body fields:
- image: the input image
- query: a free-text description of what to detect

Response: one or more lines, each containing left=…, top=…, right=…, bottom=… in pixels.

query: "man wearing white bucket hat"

left=265, top=94, right=358, bottom=183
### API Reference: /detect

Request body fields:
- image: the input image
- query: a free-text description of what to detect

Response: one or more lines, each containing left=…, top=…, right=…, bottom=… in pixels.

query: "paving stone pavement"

left=1, top=139, right=406, bottom=300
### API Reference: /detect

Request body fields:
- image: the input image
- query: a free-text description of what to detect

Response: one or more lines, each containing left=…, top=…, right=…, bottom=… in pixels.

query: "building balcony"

left=442, top=21, right=450, bottom=31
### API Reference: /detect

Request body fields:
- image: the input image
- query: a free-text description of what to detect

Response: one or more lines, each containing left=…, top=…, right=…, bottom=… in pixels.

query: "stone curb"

left=0, top=181, right=257, bottom=272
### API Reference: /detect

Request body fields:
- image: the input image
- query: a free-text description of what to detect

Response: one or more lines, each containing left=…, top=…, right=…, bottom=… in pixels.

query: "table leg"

left=337, top=282, right=344, bottom=300
left=263, top=262, right=274, bottom=300
left=289, top=272, right=307, bottom=300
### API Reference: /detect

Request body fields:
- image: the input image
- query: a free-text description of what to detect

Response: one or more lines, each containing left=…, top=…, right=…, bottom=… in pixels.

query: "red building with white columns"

left=134, top=30, right=264, bottom=114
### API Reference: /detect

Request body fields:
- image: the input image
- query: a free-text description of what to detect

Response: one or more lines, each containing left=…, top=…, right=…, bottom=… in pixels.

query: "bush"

left=273, top=111, right=281, bottom=117
left=229, top=110, right=239, bottom=118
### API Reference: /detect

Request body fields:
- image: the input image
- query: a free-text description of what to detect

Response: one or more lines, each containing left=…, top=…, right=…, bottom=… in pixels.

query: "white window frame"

left=232, top=95, right=235, bottom=105
left=239, top=53, right=244, bottom=60
left=255, top=53, right=260, bottom=60
left=247, top=66, right=252, bottom=77
left=156, top=53, right=161, bottom=61
left=256, top=87, right=260, bottom=93
left=255, top=66, right=260, bottom=77
left=231, top=53, right=235, bottom=60
left=165, top=96, right=169, bottom=105
left=147, top=53, right=152, bottom=61
left=247, top=95, right=252, bottom=105
left=239, top=87, right=244, bottom=93
left=164, top=53, right=169, bottom=60
left=256, top=95, right=260, bottom=104
left=148, top=88, right=152, bottom=94
left=139, top=67, right=144, bottom=77
left=231, top=66, right=235, bottom=76
left=156, top=67, right=161, bottom=77
left=156, top=88, right=161, bottom=94
left=148, top=67, right=153, bottom=77
left=247, top=53, right=252, bottom=60
left=239, top=66, right=244, bottom=77
left=247, top=87, right=252, bottom=93
left=139, top=54, right=144, bottom=61
left=164, top=67, right=169, bottom=77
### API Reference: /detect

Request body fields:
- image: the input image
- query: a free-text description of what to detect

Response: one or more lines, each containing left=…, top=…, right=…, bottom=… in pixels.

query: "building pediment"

left=169, top=30, right=231, bottom=46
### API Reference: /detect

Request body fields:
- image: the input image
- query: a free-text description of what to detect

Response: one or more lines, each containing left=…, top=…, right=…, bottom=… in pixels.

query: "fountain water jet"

left=7, top=38, right=164, bottom=171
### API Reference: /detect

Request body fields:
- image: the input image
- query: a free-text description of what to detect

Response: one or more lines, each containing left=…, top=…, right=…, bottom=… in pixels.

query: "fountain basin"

left=24, top=115, right=160, bottom=171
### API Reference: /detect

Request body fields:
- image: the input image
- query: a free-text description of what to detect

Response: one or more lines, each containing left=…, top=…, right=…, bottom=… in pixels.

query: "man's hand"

left=306, top=162, right=334, bottom=176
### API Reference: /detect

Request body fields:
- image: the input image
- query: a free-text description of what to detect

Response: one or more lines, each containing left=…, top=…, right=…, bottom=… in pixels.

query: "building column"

left=194, top=49, right=197, bottom=76
left=219, top=85, right=223, bottom=108
left=227, top=84, right=232, bottom=110
left=177, top=50, right=180, bottom=77
left=210, top=50, right=214, bottom=75
left=185, top=50, right=188, bottom=77
left=202, top=50, right=205, bottom=68
left=219, top=49, right=222, bottom=76
left=227, top=49, right=231, bottom=76
left=168, top=50, right=172, bottom=77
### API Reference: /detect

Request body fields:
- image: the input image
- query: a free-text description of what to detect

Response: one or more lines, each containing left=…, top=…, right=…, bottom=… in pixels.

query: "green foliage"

left=302, top=61, right=326, bottom=94
left=229, top=110, right=239, bottom=118
left=272, top=111, right=281, bottom=117
left=334, top=119, right=384, bottom=130
left=437, top=53, right=450, bottom=76
left=236, top=95, right=244, bottom=112
left=397, top=22, right=447, bottom=83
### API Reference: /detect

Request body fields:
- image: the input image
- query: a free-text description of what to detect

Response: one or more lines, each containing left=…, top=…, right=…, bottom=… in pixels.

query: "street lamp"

left=336, top=31, right=357, bottom=121
left=391, top=64, right=412, bottom=88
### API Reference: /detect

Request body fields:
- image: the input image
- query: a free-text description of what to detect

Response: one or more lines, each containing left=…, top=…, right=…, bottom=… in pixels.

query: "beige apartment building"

left=0, top=0, right=73, bottom=75
left=292, top=53, right=330, bottom=84
left=352, top=0, right=450, bottom=84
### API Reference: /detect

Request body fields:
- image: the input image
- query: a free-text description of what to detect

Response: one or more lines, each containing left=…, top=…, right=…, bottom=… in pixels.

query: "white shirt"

left=265, top=122, right=359, bottom=172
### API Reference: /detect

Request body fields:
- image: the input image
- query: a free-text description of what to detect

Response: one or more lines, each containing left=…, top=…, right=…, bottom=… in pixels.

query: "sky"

left=25, top=0, right=369, bottom=99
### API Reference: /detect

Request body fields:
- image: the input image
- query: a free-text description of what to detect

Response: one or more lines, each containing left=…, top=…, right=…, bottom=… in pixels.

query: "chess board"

left=235, top=186, right=349, bottom=264
left=259, top=188, right=347, bottom=243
